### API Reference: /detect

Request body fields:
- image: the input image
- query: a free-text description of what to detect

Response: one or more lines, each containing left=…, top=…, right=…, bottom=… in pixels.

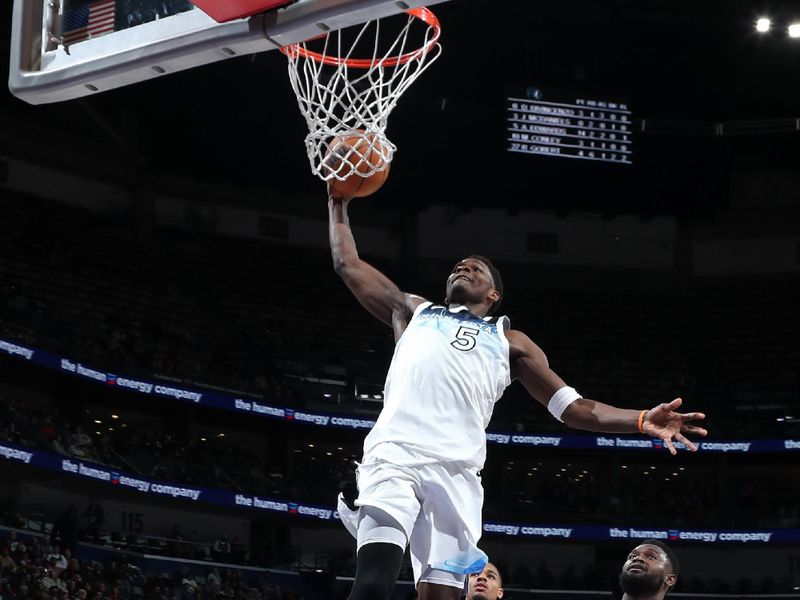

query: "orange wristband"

left=637, top=410, right=646, bottom=434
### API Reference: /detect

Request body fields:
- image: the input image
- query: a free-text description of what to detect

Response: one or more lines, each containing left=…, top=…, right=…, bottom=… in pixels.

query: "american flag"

left=62, top=0, right=116, bottom=45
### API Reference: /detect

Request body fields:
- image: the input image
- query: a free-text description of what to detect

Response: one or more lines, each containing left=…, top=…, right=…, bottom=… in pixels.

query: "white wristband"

left=548, top=386, right=582, bottom=422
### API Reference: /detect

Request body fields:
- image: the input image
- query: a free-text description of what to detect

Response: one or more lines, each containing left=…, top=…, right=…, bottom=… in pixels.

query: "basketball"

left=325, top=132, right=391, bottom=199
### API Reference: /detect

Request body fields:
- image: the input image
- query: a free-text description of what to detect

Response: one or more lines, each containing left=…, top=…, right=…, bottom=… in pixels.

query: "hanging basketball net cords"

left=280, top=7, right=441, bottom=181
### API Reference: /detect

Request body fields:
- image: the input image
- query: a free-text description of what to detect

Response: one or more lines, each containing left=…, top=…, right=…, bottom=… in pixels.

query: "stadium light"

left=756, top=17, right=771, bottom=32
left=789, top=23, right=800, bottom=38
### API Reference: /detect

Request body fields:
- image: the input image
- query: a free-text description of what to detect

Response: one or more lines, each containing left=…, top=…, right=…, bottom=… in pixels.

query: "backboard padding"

left=9, top=0, right=450, bottom=105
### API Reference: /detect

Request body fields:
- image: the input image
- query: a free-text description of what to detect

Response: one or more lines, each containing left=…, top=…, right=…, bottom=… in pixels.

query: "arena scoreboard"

left=506, top=86, right=633, bottom=165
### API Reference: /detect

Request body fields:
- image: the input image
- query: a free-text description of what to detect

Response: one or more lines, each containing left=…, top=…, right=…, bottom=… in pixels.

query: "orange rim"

left=279, top=7, right=440, bottom=68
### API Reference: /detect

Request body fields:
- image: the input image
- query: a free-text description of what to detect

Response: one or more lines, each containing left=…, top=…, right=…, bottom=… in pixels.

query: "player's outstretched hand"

left=642, top=398, right=707, bottom=455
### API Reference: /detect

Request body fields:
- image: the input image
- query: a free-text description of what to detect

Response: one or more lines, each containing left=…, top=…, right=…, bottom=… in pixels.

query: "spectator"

left=71, top=427, right=93, bottom=456
left=39, top=567, right=67, bottom=595
left=212, top=537, right=231, bottom=562
left=4, top=530, right=20, bottom=552
left=47, top=546, right=68, bottom=574
left=52, top=435, right=69, bottom=456
left=1, top=548, right=16, bottom=570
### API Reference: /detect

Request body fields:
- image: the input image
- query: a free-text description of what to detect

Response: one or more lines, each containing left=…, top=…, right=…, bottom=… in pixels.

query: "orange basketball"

left=325, top=132, right=391, bottom=199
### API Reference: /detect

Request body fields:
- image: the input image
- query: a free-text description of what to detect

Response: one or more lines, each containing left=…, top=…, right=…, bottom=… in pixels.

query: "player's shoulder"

left=505, top=329, right=548, bottom=362
left=394, top=294, right=432, bottom=323
left=484, top=313, right=510, bottom=328
left=505, top=328, right=529, bottom=345
left=404, top=294, right=429, bottom=312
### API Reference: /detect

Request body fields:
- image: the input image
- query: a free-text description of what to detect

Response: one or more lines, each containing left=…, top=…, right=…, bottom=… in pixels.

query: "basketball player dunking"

left=328, top=195, right=707, bottom=600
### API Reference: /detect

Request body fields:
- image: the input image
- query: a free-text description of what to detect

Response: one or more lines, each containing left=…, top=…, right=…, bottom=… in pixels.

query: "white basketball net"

left=281, top=8, right=441, bottom=182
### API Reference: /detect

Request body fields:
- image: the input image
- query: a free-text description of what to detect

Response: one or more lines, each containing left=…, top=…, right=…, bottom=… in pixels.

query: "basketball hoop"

left=280, top=7, right=441, bottom=182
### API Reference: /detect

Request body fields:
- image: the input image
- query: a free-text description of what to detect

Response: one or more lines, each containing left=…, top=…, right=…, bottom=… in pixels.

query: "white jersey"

left=363, top=301, right=512, bottom=469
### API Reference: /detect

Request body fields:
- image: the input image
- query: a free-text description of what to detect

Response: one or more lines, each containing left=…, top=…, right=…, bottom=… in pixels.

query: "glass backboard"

left=9, top=0, right=448, bottom=105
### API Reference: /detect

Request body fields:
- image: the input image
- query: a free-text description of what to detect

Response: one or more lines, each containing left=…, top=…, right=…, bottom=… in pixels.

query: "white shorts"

left=337, top=456, right=488, bottom=588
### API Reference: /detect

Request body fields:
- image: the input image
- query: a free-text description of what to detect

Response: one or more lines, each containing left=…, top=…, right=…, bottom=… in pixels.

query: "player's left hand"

left=642, top=397, right=707, bottom=455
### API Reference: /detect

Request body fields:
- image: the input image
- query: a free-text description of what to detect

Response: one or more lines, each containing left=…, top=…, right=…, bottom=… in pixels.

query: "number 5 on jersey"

left=451, top=326, right=480, bottom=351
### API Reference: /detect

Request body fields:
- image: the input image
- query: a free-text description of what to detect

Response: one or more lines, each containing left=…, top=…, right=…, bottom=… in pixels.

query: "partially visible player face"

left=619, top=544, right=676, bottom=597
left=467, top=563, right=503, bottom=600
left=445, top=258, right=499, bottom=308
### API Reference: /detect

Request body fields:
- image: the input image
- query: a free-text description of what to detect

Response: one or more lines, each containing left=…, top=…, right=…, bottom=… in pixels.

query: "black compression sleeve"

left=347, top=542, right=405, bottom=600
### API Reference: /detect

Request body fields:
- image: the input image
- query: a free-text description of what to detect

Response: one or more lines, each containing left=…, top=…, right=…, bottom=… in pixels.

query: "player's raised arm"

left=329, top=195, right=418, bottom=329
left=506, top=329, right=707, bottom=455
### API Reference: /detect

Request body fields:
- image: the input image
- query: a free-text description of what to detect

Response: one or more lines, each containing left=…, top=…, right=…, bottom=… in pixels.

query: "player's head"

left=445, top=255, right=503, bottom=316
left=467, top=562, right=504, bottom=600
left=619, top=540, right=679, bottom=599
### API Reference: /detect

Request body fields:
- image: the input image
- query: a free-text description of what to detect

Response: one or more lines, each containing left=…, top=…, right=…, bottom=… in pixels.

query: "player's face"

left=445, top=258, right=498, bottom=307
left=619, top=544, right=676, bottom=596
left=468, top=563, right=503, bottom=600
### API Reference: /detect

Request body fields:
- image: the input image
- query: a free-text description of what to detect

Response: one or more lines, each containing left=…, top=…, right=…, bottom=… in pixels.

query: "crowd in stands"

left=1, top=516, right=799, bottom=597
left=2, top=385, right=799, bottom=532
left=0, top=394, right=287, bottom=499
left=1, top=192, right=800, bottom=597
left=0, top=526, right=292, bottom=600
left=2, top=190, right=798, bottom=430
left=486, top=456, right=798, bottom=529
left=0, top=190, right=387, bottom=406
left=698, top=277, right=800, bottom=425
left=480, top=557, right=799, bottom=595
left=499, top=290, right=695, bottom=414
left=0, top=399, right=122, bottom=470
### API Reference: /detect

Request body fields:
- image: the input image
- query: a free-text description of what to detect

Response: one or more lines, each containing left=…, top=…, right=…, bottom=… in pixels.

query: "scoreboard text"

left=506, top=86, right=633, bottom=165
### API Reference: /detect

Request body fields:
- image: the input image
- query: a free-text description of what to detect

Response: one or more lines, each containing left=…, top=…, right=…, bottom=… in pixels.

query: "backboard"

left=9, top=0, right=448, bottom=105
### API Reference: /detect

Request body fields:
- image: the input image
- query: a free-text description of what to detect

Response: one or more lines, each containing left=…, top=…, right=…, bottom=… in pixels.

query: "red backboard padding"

left=189, top=0, right=295, bottom=23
